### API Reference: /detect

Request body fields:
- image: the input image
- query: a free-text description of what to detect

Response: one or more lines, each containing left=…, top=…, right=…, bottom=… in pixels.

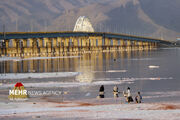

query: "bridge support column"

left=8, top=39, right=17, bottom=56
left=22, top=39, right=27, bottom=48
left=14, top=40, right=18, bottom=56
left=93, top=36, right=102, bottom=51
left=94, top=37, right=98, bottom=51
left=60, top=38, right=65, bottom=54
left=52, top=38, right=57, bottom=47
left=14, top=39, right=21, bottom=57
left=43, top=38, right=48, bottom=47
left=82, top=37, right=88, bottom=51
left=105, top=38, right=110, bottom=51
left=97, top=37, right=102, bottom=51
left=3, top=40, right=9, bottom=55
left=46, top=38, right=52, bottom=54
left=154, top=42, right=158, bottom=48
left=25, top=38, right=33, bottom=56
left=133, top=41, right=138, bottom=50
left=38, top=38, right=43, bottom=47
left=88, top=37, right=92, bottom=51
left=5, top=40, right=9, bottom=48
left=144, top=42, right=149, bottom=50
left=4, top=40, right=9, bottom=56
left=113, top=38, right=118, bottom=51
left=120, top=39, right=125, bottom=51
left=57, top=37, right=61, bottom=46
left=68, top=37, right=73, bottom=53
left=53, top=38, right=59, bottom=55
left=149, top=42, right=154, bottom=49
left=42, top=38, right=49, bottom=55
left=28, top=38, right=33, bottom=47
left=64, top=37, right=69, bottom=52
left=4, top=40, right=11, bottom=56
left=32, top=38, right=39, bottom=56
left=152, top=42, right=156, bottom=48
left=147, top=42, right=150, bottom=50
left=22, top=39, right=28, bottom=56
left=47, top=38, right=56, bottom=55
left=127, top=40, right=131, bottom=51
left=138, top=41, right=143, bottom=50
left=37, top=38, right=45, bottom=56
left=57, top=37, right=63, bottom=54
left=72, top=37, right=78, bottom=52
left=142, top=42, right=146, bottom=50
left=11, top=39, right=17, bottom=48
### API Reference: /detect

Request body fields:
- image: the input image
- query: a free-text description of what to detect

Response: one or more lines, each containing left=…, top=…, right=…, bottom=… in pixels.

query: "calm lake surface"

left=0, top=48, right=180, bottom=102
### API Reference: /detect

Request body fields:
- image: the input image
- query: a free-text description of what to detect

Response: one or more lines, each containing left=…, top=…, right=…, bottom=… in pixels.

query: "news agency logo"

left=8, top=82, right=28, bottom=100
left=8, top=82, right=65, bottom=101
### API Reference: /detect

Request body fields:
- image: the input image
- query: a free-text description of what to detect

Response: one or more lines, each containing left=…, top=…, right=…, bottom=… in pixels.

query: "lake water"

left=0, top=48, right=180, bottom=102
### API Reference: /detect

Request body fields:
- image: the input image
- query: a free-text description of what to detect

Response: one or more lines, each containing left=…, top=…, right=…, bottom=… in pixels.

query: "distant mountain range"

left=0, top=0, right=180, bottom=40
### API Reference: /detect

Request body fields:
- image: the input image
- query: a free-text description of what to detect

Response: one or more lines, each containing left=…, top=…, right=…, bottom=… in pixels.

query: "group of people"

left=98, top=85, right=142, bottom=103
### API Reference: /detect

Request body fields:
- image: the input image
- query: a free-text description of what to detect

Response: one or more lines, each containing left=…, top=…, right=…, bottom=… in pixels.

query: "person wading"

left=98, top=85, right=105, bottom=98
left=113, top=85, right=119, bottom=98
left=123, top=87, right=134, bottom=103
left=135, top=91, right=142, bottom=103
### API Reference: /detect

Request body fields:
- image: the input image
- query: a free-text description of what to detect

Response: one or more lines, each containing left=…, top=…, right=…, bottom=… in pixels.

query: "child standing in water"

left=135, top=91, right=142, bottom=103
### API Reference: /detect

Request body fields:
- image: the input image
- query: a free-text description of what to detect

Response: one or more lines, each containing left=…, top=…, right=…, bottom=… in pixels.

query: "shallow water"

left=0, top=48, right=180, bottom=102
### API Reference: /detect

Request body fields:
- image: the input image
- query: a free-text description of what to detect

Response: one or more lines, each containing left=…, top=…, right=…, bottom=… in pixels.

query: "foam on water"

left=0, top=72, right=80, bottom=80
left=143, top=91, right=180, bottom=99
left=23, top=56, right=80, bottom=61
left=0, top=56, right=80, bottom=62
left=130, top=58, right=155, bottom=61
left=92, top=70, right=127, bottom=73
left=0, top=57, right=20, bottom=62
left=0, top=77, right=173, bottom=89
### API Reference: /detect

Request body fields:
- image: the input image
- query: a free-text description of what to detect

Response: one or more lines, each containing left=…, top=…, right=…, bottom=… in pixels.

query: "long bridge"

left=0, top=31, right=172, bottom=57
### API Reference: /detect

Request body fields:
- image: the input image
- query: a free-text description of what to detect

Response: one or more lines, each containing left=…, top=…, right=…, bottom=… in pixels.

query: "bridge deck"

left=0, top=31, right=171, bottom=44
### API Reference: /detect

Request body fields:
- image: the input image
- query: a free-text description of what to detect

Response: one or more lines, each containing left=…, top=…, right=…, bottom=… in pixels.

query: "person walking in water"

left=135, top=91, right=142, bottom=103
left=98, top=85, right=105, bottom=98
left=123, top=87, right=134, bottom=103
left=113, top=85, right=119, bottom=98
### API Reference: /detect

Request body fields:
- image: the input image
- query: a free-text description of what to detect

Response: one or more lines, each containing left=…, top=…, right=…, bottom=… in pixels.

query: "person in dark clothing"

left=135, top=91, right=142, bottom=103
left=99, top=85, right=104, bottom=92
left=98, top=85, right=104, bottom=98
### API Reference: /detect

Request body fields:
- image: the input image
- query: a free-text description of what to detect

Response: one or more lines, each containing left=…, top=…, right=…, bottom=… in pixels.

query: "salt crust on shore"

left=0, top=99, right=180, bottom=120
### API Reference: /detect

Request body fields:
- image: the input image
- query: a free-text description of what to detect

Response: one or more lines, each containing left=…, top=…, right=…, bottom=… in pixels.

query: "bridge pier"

left=119, top=39, right=125, bottom=51
left=138, top=41, right=143, bottom=50
left=133, top=41, right=138, bottom=51
left=127, top=40, right=132, bottom=51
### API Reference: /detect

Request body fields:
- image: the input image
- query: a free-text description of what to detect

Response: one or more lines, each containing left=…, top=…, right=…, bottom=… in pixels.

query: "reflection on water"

left=0, top=48, right=180, bottom=102
left=0, top=50, right=152, bottom=83
left=0, top=51, right=148, bottom=73
left=0, top=48, right=180, bottom=92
